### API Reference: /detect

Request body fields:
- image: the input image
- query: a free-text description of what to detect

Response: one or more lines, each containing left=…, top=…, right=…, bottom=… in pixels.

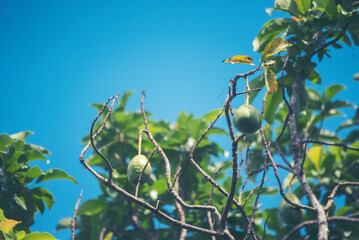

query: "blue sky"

left=1, top=1, right=358, bottom=239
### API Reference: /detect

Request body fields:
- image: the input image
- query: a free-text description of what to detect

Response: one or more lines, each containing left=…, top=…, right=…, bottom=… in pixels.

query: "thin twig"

left=155, top=167, right=182, bottom=210
left=90, top=93, right=121, bottom=182
left=135, top=146, right=158, bottom=197
left=301, top=140, right=359, bottom=152
left=71, top=190, right=83, bottom=240
left=282, top=216, right=359, bottom=240
left=262, top=215, right=270, bottom=240
left=324, top=182, right=359, bottom=211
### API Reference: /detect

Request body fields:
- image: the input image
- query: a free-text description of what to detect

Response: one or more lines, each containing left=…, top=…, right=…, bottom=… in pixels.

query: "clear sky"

left=1, top=1, right=358, bottom=239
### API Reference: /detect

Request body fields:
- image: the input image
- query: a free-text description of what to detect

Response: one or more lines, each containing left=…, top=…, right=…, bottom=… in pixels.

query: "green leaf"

left=31, top=187, right=55, bottom=210
left=77, top=199, right=105, bottom=216
left=55, top=218, right=72, bottom=231
left=308, top=68, right=321, bottom=84
left=119, top=91, right=134, bottom=107
left=10, top=132, right=34, bottom=141
left=261, top=37, right=292, bottom=61
left=36, top=169, right=77, bottom=184
left=23, top=144, right=51, bottom=155
left=253, top=18, right=297, bottom=52
left=26, top=166, right=44, bottom=181
left=22, top=232, right=57, bottom=240
left=24, top=150, right=47, bottom=162
left=0, top=134, right=12, bottom=151
left=284, top=173, right=298, bottom=188
left=264, top=68, right=278, bottom=94
left=312, top=0, right=337, bottom=17
left=307, top=88, right=322, bottom=110
left=294, top=0, right=311, bottom=14
left=201, top=109, right=224, bottom=123
left=274, top=0, right=300, bottom=16
left=248, top=74, right=265, bottom=104
left=264, top=86, right=283, bottom=124
left=323, top=84, right=345, bottom=102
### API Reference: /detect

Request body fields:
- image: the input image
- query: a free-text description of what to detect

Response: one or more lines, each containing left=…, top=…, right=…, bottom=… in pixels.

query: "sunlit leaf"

left=0, top=218, right=21, bottom=234
left=294, top=0, right=311, bottom=14
left=10, top=131, right=34, bottom=141
left=307, top=146, right=324, bottom=171
left=264, top=68, right=278, bottom=94
left=36, top=169, right=77, bottom=184
left=284, top=173, right=298, bottom=188
left=253, top=18, right=297, bottom=52
left=22, top=232, right=57, bottom=240
left=323, top=84, right=345, bottom=102
left=104, top=232, right=113, bottom=240
left=261, top=37, right=292, bottom=61
left=222, top=55, right=255, bottom=65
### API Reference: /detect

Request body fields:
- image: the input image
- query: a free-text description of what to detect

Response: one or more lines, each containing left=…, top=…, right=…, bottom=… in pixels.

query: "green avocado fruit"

left=279, top=193, right=304, bottom=226
left=127, top=154, right=152, bottom=185
left=233, top=104, right=262, bottom=134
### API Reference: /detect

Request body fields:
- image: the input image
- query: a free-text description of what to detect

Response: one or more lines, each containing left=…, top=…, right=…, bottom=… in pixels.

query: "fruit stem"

left=245, top=76, right=250, bottom=105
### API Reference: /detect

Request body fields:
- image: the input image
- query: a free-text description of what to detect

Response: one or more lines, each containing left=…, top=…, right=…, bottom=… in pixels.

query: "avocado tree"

left=59, top=0, right=359, bottom=239
left=0, top=132, right=77, bottom=240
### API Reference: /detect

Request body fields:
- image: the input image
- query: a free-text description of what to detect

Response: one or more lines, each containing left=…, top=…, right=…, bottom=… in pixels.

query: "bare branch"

left=324, top=182, right=359, bottom=211
left=301, top=140, right=359, bottom=152
left=89, top=93, right=121, bottom=182
left=282, top=216, right=359, bottom=240
left=71, top=190, right=83, bottom=240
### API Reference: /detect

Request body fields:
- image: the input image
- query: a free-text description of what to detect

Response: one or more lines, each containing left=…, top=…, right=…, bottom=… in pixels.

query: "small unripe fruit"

left=127, top=155, right=152, bottom=185
left=279, top=193, right=304, bottom=226
left=233, top=104, right=262, bottom=134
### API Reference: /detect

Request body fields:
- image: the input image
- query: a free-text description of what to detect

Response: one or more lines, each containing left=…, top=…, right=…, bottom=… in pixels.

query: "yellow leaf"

left=104, top=232, right=113, bottom=240
left=264, top=68, right=278, bottom=94
left=223, top=55, right=255, bottom=65
left=307, top=146, right=324, bottom=171
left=261, top=37, right=292, bottom=61
left=0, top=219, right=21, bottom=234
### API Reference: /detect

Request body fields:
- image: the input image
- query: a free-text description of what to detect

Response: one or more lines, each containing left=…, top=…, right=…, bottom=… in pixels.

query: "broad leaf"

left=0, top=218, right=21, bottom=234
left=10, top=131, right=34, bottom=141
left=36, top=169, right=77, bottom=184
left=222, top=55, right=255, bottom=65
left=323, top=84, right=345, bottom=102
left=77, top=199, right=105, bottom=216
left=261, top=37, right=292, bottom=61
left=253, top=18, right=297, bottom=52
left=294, top=0, right=311, bottom=14
left=274, top=0, right=300, bottom=16
left=22, top=232, right=57, bottom=240
left=312, top=0, right=337, bottom=17
left=264, top=86, right=283, bottom=124
left=307, top=146, right=324, bottom=171
left=264, top=68, right=278, bottom=94
left=248, top=74, right=265, bottom=104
